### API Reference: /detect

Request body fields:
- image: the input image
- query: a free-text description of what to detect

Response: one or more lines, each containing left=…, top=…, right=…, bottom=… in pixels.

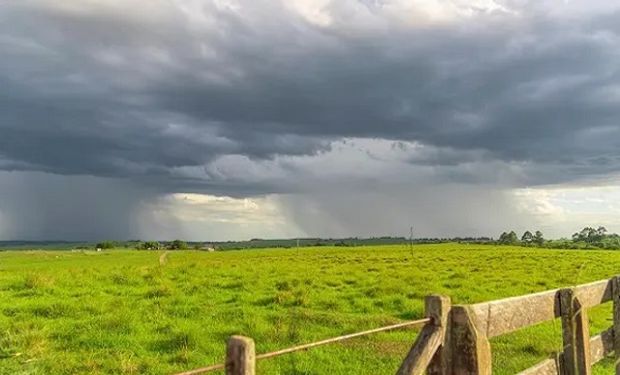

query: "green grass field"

left=0, top=244, right=618, bottom=374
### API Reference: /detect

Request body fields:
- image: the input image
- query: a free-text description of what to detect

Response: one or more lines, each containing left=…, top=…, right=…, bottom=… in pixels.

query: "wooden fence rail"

left=175, top=275, right=620, bottom=375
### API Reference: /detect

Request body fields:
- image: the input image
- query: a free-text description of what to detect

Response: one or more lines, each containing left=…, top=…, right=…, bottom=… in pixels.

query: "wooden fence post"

left=450, top=305, right=492, bottom=375
left=427, top=295, right=451, bottom=375
left=559, top=288, right=591, bottom=375
left=612, top=277, right=620, bottom=375
left=226, top=336, right=255, bottom=375
left=396, top=295, right=450, bottom=375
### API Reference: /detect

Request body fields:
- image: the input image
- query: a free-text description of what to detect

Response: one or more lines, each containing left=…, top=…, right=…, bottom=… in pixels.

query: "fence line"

left=175, top=275, right=620, bottom=375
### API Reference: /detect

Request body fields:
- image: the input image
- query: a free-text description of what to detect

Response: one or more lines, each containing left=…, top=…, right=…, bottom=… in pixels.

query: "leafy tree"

left=95, top=241, right=115, bottom=249
left=534, top=231, right=544, bottom=246
left=573, top=227, right=592, bottom=242
left=169, top=240, right=188, bottom=250
left=572, top=226, right=608, bottom=243
left=138, top=241, right=161, bottom=250
left=508, top=231, right=518, bottom=244
left=498, top=231, right=518, bottom=245
left=521, top=231, right=533, bottom=244
left=498, top=232, right=507, bottom=243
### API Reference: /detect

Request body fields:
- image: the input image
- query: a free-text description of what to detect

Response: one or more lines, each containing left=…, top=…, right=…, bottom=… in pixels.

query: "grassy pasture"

left=0, top=244, right=619, bottom=374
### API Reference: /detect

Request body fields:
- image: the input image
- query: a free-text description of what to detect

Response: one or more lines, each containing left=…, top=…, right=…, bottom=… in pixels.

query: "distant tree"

left=169, top=240, right=188, bottom=250
left=138, top=241, right=160, bottom=250
left=508, top=231, right=518, bottom=244
left=534, top=231, right=545, bottom=246
left=573, top=227, right=592, bottom=242
left=573, top=226, right=608, bottom=243
left=498, top=231, right=519, bottom=245
left=521, top=231, right=533, bottom=244
left=498, top=232, right=508, bottom=243
left=95, top=241, right=115, bottom=249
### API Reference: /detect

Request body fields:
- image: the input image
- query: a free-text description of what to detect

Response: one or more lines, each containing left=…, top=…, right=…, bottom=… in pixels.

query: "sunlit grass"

left=0, top=244, right=618, bottom=374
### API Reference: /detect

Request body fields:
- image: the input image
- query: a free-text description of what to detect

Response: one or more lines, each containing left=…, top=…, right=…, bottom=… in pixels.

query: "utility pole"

left=410, top=226, right=413, bottom=257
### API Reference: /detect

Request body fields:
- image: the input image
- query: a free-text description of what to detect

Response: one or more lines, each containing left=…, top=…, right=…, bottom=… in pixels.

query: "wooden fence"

left=176, top=276, right=620, bottom=375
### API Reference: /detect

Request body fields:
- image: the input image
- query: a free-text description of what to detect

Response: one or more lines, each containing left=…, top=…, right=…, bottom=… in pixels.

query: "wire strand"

left=173, top=317, right=430, bottom=375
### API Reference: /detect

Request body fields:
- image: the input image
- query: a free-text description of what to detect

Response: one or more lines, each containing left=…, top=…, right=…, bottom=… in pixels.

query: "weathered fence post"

left=396, top=295, right=451, bottom=375
left=427, top=295, right=452, bottom=375
left=226, top=336, right=255, bottom=375
left=559, top=288, right=591, bottom=375
left=612, top=276, right=620, bottom=375
left=450, top=305, right=492, bottom=375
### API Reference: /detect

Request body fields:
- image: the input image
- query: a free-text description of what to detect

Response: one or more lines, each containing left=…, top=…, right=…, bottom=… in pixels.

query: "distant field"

left=0, top=244, right=618, bottom=374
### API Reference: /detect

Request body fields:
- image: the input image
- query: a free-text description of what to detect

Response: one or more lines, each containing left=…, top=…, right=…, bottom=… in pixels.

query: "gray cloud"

left=278, top=185, right=531, bottom=238
left=2, top=1, right=620, bottom=239
left=1, top=1, right=620, bottom=188
left=0, top=171, right=153, bottom=240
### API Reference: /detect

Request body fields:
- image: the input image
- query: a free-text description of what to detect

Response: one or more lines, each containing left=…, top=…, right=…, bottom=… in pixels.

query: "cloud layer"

left=2, top=1, right=620, bottom=239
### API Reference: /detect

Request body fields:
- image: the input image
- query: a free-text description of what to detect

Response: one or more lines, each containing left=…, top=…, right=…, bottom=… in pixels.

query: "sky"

left=1, top=0, right=620, bottom=241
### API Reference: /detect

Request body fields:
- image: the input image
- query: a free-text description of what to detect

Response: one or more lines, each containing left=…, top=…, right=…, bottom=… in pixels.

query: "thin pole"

left=410, top=226, right=414, bottom=257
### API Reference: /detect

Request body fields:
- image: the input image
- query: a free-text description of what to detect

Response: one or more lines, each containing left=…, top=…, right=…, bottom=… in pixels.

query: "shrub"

left=95, top=241, right=115, bottom=249
left=168, top=240, right=188, bottom=250
left=137, top=241, right=161, bottom=250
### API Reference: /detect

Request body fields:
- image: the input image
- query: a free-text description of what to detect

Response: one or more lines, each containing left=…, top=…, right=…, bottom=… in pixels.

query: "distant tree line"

left=135, top=240, right=190, bottom=250
left=93, top=239, right=196, bottom=250
left=95, top=241, right=116, bottom=249
left=214, top=236, right=494, bottom=250
left=136, top=241, right=163, bottom=250
left=571, top=226, right=610, bottom=243
left=565, top=226, right=620, bottom=249
left=496, top=226, right=620, bottom=250
left=497, top=230, right=544, bottom=246
left=87, top=236, right=497, bottom=252
left=88, top=229, right=620, bottom=252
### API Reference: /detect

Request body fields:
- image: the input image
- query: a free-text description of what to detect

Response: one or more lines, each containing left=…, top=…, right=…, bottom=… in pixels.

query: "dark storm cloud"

left=1, top=0, right=620, bottom=193
left=277, top=185, right=532, bottom=239
left=0, top=171, right=151, bottom=240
